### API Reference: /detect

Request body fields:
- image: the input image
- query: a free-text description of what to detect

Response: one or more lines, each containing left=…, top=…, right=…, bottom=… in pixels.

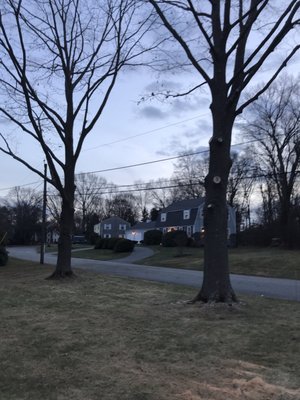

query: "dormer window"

left=183, top=210, right=190, bottom=220
left=161, top=213, right=166, bottom=222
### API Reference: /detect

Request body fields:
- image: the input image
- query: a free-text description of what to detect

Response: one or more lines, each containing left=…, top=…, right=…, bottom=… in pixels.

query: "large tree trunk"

left=193, top=94, right=237, bottom=303
left=48, top=158, right=76, bottom=278
left=280, top=201, right=293, bottom=248
left=48, top=197, right=75, bottom=278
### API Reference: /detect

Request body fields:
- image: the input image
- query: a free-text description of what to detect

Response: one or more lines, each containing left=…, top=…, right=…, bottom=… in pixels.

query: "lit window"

left=183, top=210, right=190, bottom=220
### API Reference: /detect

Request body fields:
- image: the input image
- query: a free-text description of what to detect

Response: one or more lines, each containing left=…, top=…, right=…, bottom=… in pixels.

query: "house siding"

left=154, top=198, right=236, bottom=240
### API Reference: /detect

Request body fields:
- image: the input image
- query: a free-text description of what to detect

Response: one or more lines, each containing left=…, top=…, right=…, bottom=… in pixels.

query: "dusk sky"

left=0, top=0, right=299, bottom=200
left=0, top=67, right=213, bottom=197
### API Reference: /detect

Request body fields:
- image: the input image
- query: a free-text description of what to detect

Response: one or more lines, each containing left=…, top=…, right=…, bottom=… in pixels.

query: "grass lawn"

left=136, top=246, right=300, bottom=280
left=71, top=247, right=132, bottom=261
left=0, top=259, right=299, bottom=400
left=44, top=244, right=92, bottom=253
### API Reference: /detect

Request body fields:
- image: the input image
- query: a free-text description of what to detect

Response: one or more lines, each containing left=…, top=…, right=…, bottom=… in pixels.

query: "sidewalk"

left=7, top=246, right=300, bottom=302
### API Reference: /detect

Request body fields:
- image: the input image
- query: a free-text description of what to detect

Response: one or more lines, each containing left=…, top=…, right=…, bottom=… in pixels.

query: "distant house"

left=125, top=221, right=156, bottom=242
left=94, top=216, right=131, bottom=239
left=155, top=198, right=236, bottom=243
left=46, top=224, right=60, bottom=244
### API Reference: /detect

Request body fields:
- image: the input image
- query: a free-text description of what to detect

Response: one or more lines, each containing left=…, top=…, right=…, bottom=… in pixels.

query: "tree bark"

left=192, top=90, right=238, bottom=303
left=48, top=198, right=75, bottom=278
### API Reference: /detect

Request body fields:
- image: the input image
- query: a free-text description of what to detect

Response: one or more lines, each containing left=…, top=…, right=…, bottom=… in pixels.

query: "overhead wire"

left=0, top=137, right=284, bottom=192
left=82, top=113, right=209, bottom=151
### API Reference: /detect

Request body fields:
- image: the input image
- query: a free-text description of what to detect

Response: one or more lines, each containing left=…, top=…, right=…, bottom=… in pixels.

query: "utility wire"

left=82, top=113, right=209, bottom=151
left=45, top=170, right=300, bottom=198
left=77, top=138, right=258, bottom=176
left=0, top=137, right=279, bottom=192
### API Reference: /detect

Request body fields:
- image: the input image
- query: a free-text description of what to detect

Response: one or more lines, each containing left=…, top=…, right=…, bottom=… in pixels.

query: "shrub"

left=186, top=237, right=195, bottom=247
left=107, top=237, right=122, bottom=250
left=101, top=238, right=111, bottom=249
left=162, top=230, right=188, bottom=247
left=114, top=239, right=135, bottom=253
left=94, top=238, right=104, bottom=249
left=0, top=246, right=8, bottom=267
left=144, top=229, right=162, bottom=245
left=89, top=232, right=100, bottom=245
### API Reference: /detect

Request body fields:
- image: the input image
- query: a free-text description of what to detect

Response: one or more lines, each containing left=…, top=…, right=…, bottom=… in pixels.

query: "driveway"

left=7, top=246, right=300, bottom=302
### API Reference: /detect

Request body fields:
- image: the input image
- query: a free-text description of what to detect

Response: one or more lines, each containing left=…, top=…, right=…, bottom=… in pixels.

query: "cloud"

left=144, top=80, right=183, bottom=93
left=170, top=96, right=210, bottom=115
left=138, top=106, right=167, bottom=120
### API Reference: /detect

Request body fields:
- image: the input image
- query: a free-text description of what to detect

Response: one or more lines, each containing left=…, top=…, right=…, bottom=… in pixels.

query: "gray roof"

left=132, top=221, right=156, bottom=230
left=160, top=198, right=205, bottom=213
left=155, top=198, right=204, bottom=228
left=101, top=216, right=130, bottom=225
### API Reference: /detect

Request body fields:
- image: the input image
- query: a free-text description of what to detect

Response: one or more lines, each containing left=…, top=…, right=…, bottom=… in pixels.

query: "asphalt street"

left=7, top=245, right=300, bottom=302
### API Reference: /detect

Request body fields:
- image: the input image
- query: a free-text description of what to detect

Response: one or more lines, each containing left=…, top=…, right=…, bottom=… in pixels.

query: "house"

left=94, top=216, right=131, bottom=239
left=125, top=221, right=156, bottom=242
left=155, top=198, right=236, bottom=243
left=46, top=223, right=60, bottom=244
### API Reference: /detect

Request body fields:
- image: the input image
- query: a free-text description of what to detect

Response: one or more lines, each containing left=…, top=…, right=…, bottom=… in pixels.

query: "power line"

left=82, top=113, right=209, bottom=151
left=46, top=169, right=300, bottom=198
left=0, top=179, right=42, bottom=192
left=0, top=137, right=271, bottom=192
left=78, top=138, right=258, bottom=176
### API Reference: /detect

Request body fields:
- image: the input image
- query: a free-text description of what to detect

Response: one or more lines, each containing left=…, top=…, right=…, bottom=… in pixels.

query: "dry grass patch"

left=137, top=246, right=300, bottom=280
left=0, top=259, right=299, bottom=400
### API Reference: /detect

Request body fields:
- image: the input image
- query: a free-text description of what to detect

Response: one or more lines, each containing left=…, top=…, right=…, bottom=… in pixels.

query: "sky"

left=0, top=68, right=213, bottom=198
left=0, top=1, right=299, bottom=203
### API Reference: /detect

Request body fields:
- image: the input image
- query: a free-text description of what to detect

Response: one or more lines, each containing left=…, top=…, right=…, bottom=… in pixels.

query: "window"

left=119, top=224, right=126, bottom=230
left=104, top=234, right=111, bottom=238
left=161, top=213, right=166, bottom=222
left=187, top=226, right=192, bottom=236
left=119, top=234, right=125, bottom=238
left=183, top=209, right=190, bottom=220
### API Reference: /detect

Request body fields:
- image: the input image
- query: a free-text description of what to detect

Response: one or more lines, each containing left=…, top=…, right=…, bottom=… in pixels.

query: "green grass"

left=136, top=246, right=300, bottom=280
left=0, top=259, right=299, bottom=400
left=71, top=248, right=132, bottom=260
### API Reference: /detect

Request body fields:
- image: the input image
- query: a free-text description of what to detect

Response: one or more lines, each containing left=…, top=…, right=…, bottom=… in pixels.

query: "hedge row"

left=94, top=237, right=135, bottom=253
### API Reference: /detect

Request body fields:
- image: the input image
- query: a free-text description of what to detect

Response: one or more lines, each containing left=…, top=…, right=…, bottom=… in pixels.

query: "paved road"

left=7, top=246, right=300, bottom=302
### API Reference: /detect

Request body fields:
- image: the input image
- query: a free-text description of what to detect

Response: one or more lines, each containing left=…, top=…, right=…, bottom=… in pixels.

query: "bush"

left=101, top=238, right=111, bottom=249
left=0, top=246, right=8, bottom=266
left=162, top=230, right=188, bottom=247
left=144, top=229, right=162, bottom=245
left=186, top=237, right=195, bottom=247
left=107, top=237, right=122, bottom=250
left=94, top=238, right=104, bottom=249
left=114, top=239, right=135, bottom=253
left=89, top=232, right=100, bottom=245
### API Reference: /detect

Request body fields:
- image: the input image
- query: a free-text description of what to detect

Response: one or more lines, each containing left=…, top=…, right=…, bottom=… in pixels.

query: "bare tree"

left=104, top=192, right=139, bottom=224
left=171, top=153, right=206, bottom=200
left=148, top=0, right=300, bottom=302
left=147, top=178, right=173, bottom=208
left=227, top=150, right=257, bottom=230
left=0, top=0, right=159, bottom=277
left=5, top=186, right=42, bottom=244
left=242, top=76, right=300, bottom=247
left=75, top=173, right=107, bottom=232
